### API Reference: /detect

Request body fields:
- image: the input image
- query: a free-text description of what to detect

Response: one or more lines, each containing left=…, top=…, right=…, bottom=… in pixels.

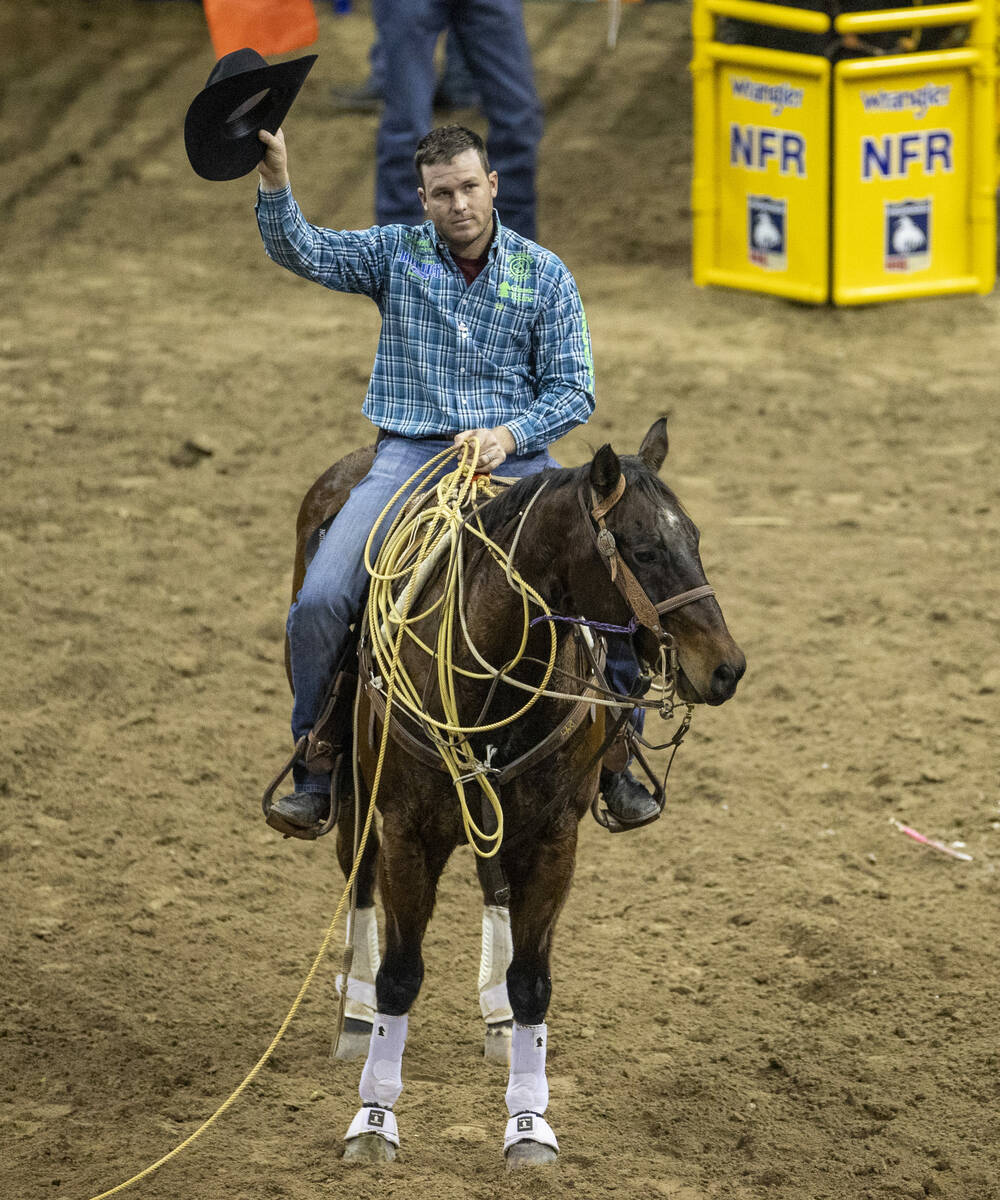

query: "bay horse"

left=284, top=418, right=745, bottom=1167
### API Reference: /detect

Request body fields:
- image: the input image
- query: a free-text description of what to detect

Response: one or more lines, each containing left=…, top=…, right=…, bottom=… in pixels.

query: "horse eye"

left=633, top=548, right=659, bottom=565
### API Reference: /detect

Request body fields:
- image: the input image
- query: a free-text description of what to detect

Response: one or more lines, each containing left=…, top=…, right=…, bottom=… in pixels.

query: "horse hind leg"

left=333, top=791, right=381, bottom=1062
left=478, top=904, right=513, bottom=1064
left=334, top=905, right=381, bottom=1061
left=343, top=819, right=450, bottom=1163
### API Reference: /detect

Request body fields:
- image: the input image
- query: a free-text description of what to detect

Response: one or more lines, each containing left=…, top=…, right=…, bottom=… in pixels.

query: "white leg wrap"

left=344, top=1104, right=400, bottom=1148
left=505, top=1022, right=549, bottom=1116
left=337, top=906, right=381, bottom=1023
left=478, top=905, right=513, bottom=1023
left=358, top=1012, right=407, bottom=1109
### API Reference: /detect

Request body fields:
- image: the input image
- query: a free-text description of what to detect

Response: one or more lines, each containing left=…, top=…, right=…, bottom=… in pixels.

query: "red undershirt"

left=453, top=250, right=489, bottom=287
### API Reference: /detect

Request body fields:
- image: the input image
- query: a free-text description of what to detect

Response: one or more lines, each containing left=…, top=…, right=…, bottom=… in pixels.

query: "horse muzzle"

left=677, top=646, right=746, bottom=706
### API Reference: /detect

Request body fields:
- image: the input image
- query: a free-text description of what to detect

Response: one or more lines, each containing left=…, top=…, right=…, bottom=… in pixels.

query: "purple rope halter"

left=529, top=613, right=639, bottom=635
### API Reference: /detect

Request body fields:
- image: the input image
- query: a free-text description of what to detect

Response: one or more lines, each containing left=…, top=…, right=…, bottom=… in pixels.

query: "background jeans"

left=373, top=0, right=543, bottom=237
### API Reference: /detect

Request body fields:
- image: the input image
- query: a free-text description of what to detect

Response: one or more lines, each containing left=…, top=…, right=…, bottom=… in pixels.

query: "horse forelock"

left=619, top=455, right=683, bottom=510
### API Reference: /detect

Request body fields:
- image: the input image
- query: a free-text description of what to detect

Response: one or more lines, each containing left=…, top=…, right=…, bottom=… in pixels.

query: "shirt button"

left=460, top=368, right=466, bottom=374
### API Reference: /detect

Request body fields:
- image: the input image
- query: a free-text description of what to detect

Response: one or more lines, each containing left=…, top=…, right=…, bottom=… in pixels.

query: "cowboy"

left=253, top=122, right=659, bottom=835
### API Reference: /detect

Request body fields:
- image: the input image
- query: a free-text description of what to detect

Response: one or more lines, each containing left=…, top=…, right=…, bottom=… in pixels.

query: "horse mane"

left=475, top=454, right=683, bottom=538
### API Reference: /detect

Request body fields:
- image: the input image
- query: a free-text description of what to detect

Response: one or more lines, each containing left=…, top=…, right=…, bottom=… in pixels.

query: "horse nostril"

left=711, top=661, right=741, bottom=698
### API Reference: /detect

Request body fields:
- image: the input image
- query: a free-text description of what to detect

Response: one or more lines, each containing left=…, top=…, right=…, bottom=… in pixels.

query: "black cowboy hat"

left=184, top=47, right=317, bottom=181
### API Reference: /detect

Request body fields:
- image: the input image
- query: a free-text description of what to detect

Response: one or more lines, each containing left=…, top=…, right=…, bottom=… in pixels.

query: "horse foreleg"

left=343, top=820, right=448, bottom=1164
left=500, top=832, right=577, bottom=1169
left=478, top=904, right=513, bottom=1064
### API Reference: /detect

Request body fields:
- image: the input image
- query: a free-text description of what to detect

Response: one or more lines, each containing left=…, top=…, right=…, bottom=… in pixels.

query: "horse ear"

left=638, top=417, right=669, bottom=473
left=590, top=443, right=621, bottom=496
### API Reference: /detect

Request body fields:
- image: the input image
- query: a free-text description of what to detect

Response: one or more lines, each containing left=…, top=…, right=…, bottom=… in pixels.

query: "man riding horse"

left=253, top=120, right=659, bottom=835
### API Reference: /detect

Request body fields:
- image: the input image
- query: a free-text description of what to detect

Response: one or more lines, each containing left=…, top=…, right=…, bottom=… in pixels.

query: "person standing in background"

left=331, top=26, right=482, bottom=112
left=371, top=0, right=542, bottom=239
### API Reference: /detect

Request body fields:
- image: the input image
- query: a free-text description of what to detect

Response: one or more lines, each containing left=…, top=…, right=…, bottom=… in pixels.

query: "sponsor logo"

left=497, top=251, right=536, bottom=304
left=400, top=233, right=444, bottom=281
left=507, top=251, right=533, bottom=281
left=730, top=124, right=806, bottom=177
left=517, top=1115, right=534, bottom=1132
left=747, top=196, right=787, bottom=271
left=368, top=1109, right=386, bottom=1128
left=730, top=76, right=804, bottom=115
left=399, top=250, right=445, bottom=280
left=861, top=130, right=953, bottom=180
left=860, top=84, right=951, bottom=118
left=884, top=199, right=931, bottom=272
left=497, top=279, right=535, bottom=304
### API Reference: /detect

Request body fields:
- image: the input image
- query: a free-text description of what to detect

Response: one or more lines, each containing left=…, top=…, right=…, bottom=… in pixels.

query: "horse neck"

left=457, top=483, right=580, bottom=670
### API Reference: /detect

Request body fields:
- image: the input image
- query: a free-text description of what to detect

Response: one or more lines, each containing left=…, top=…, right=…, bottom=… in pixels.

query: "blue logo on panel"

left=748, top=195, right=787, bottom=271
left=884, top=199, right=930, bottom=272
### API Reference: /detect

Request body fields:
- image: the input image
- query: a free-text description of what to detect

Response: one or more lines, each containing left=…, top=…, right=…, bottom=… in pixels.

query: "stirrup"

left=261, top=743, right=344, bottom=840
left=591, top=745, right=664, bottom=834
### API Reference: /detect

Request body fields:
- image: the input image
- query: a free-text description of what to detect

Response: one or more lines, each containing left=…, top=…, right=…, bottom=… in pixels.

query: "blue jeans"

left=373, top=0, right=543, bottom=238
left=370, top=29, right=480, bottom=106
left=287, top=434, right=640, bottom=792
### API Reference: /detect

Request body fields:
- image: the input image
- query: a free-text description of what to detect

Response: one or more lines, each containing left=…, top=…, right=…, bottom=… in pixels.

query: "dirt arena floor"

left=3, top=2, right=999, bottom=1198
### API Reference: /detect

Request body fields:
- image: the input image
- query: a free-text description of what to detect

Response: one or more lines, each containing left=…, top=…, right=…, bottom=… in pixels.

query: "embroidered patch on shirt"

left=399, top=249, right=445, bottom=281
left=497, top=279, right=535, bottom=304
left=497, top=250, right=536, bottom=303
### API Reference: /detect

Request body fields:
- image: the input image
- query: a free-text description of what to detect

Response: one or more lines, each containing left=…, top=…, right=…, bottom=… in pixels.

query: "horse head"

left=573, top=417, right=746, bottom=707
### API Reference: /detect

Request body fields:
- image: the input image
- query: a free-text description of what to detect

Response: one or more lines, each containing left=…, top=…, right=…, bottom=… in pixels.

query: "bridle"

left=578, top=474, right=716, bottom=715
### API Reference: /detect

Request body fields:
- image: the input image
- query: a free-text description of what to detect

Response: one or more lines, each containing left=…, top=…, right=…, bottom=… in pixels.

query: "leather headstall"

left=579, top=475, right=717, bottom=639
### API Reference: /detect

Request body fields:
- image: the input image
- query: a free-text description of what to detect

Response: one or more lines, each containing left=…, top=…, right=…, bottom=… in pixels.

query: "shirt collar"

left=431, top=211, right=504, bottom=262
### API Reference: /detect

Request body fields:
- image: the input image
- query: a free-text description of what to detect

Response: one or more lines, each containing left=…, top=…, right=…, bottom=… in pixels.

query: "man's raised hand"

left=258, top=128, right=289, bottom=191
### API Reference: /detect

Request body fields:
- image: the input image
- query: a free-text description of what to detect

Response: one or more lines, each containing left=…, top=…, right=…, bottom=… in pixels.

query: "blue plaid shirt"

left=255, top=186, right=595, bottom=453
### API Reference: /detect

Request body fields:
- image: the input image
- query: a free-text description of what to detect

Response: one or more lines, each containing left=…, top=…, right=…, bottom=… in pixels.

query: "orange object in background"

left=203, top=0, right=318, bottom=59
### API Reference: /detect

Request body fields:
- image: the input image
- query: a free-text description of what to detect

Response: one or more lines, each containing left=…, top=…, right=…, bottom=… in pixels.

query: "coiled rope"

left=363, top=439, right=561, bottom=858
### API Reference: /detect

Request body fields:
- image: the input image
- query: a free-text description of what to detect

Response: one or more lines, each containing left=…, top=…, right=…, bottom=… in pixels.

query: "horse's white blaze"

left=657, top=507, right=682, bottom=533
left=478, top=904, right=514, bottom=1023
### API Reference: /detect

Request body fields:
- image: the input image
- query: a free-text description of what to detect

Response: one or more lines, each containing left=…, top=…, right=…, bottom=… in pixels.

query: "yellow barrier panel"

left=832, top=50, right=994, bottom=302
left=691, top=0, right=997, bottom=305
left=692, top=37, right=832, bottom=302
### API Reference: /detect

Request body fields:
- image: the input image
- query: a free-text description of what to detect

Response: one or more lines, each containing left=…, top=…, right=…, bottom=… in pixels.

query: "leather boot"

left=266, top=791, right=330, bottom=839
left=599, top=767, right=661, bottom=830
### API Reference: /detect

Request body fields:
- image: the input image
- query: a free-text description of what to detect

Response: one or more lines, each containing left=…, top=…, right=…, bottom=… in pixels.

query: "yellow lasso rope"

left=84, top=442, right=554, bottom=1198
left=363, top=440, right=560, bottom=858
left=85, top=517, right=421, bottom=1200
